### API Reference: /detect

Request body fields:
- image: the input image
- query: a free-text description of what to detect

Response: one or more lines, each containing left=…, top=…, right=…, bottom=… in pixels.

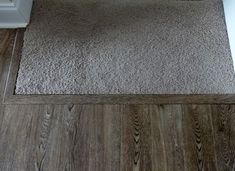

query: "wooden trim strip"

left=0, top=30, right=11, bottom=56
left=4, top=29, right=24, bottom=100
left=3, top=94, right=235, bottom=105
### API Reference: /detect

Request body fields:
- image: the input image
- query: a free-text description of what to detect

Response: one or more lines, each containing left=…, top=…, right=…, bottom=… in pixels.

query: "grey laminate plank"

left=0, top=105, right=41, bottom=171
left=211, top=105, right=235, bottom=171
left=158, top=105, right=185, bottom=171
left=0, top=104, right=123, bottom=171
left=0, top=104, right=233, bottom=170
left=182, top=105, right=218, bottom=171
left=34, top=105, right=122, bottom=171
left=150, top=105, right=167, bottom=171
left=120, top=105, right=152, bottom=171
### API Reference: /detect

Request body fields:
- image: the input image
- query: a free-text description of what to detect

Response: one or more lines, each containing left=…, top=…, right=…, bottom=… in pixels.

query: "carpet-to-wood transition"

left=1, top=29, right=235, bottom=171
left=15, top=0, right=235, bottom=94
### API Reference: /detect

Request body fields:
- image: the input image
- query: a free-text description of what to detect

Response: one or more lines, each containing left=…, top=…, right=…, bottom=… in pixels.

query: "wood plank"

left=0, top=29, right=12, bottom=57
left=0, top=29, right=7, bottom=56
left=0, top=104, right=122, bottom=171
left=157, top=105, right=185, bottom=171
left=120, top=104, right=195, bottom=171
left=102, top=105, right=122, bottom=171
left=0, top=105, right=4, bottom=131
left=5, top=94, right=235, bottom=105
left=0, top=104, right=234, bottom=170
left=211, top=105, right=235, bottom=171
left=0, top=105, right=41, bottom=171
left=150, top=105, right=167, bottom=171
left=32, top=104, right=122, bottom=171
left=182, top=105, right=218, bottom=171
left=0, top=29, right=15, bottom=101
left=3, top=29, right=23, bottom=99
left=0, top=29, right=6, bottom=40
left=120, top=104, right=152, bottom=171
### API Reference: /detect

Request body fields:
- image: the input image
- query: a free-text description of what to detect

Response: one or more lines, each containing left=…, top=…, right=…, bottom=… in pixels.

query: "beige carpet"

left=15, top=0, right=235, bottom=94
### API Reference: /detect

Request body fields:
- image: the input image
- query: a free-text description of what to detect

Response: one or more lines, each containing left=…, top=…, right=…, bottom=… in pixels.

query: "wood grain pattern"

left=120, top=105, right=152, bottom=171
left=0, top=104, right=235, bottom=170
left=0, top=105, right=40, bottom=171
left=150, top=105, right=168, bottom=171
left=211, top=105, right=235, bottom=171
left=158, top=105, right=185, bottom=171
left=182, top=105, right=218, bottom=171
left=0, top=105, right=123, bottom=171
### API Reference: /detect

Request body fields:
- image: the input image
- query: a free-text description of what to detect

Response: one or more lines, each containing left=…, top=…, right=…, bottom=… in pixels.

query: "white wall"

left=0, top=0, right=13, bottom=4
left=0, top=0, right=15, bottom=7
left=0, top=0, right=32, bottom=28
left=223, top=0, right=235, bottom=70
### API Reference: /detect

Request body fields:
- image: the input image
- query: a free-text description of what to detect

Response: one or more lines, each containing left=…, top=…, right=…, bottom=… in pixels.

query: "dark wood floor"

left=0, top=104, right=235, bottom=171
left=0, top=29, right=235, bottom=171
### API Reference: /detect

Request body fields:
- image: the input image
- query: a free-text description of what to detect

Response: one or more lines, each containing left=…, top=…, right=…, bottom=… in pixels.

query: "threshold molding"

left=0, top=0, right=33, bottom=28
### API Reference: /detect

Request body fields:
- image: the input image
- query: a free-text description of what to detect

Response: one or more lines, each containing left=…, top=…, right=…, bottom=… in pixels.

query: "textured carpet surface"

left=15, top=0, right=235, bottom=94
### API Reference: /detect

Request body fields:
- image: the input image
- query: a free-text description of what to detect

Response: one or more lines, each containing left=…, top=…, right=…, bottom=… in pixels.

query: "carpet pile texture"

left=15, top=0, right=235, bottom=94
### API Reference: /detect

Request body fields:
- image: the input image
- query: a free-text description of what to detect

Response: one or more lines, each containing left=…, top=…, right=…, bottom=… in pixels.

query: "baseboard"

left=0, top=0, right=33, bottom=28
